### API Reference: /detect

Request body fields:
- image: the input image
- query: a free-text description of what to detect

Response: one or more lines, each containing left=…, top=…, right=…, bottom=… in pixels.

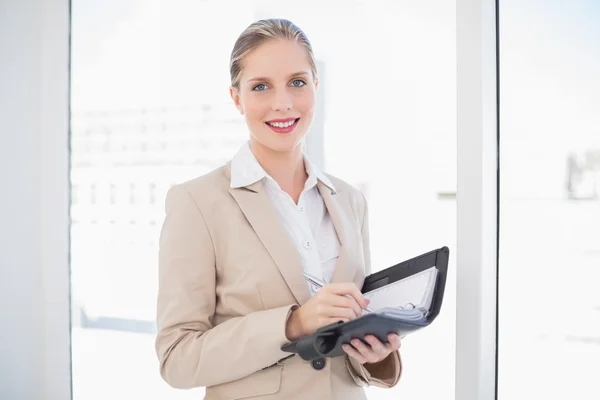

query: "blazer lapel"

left=317, top=181, right=359, bottom=285
left=228, top=180, right=311, bottom=306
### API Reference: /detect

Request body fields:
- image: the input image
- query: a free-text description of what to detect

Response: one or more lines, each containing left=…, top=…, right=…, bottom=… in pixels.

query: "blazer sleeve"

left=155, top=184, right=298, bottom=389
left=345, top=190, right=403, bottom=388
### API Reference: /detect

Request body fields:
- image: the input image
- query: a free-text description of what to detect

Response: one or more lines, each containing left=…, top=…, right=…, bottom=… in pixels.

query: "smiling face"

left=230, top=39, right=318, bottom=154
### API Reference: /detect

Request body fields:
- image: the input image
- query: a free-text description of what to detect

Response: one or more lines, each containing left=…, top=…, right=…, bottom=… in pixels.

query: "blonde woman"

left=155, top=19, right=402, bottom=399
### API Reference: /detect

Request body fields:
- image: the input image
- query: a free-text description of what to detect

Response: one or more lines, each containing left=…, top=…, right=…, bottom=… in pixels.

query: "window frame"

left=456, top=0, right=499, bottom=399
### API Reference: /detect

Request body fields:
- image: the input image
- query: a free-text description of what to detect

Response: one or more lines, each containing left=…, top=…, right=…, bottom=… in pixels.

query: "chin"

left=252, top=127, right=305, bottom=152
left=268, top=138, right=303, bottom=153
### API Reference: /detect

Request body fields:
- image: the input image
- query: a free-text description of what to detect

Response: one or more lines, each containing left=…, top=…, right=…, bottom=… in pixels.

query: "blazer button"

left=312, top=357, right=326, bottom=370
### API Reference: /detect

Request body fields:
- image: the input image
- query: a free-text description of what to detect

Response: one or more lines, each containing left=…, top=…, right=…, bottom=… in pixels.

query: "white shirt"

left=230, top=142, right=341, bottom=296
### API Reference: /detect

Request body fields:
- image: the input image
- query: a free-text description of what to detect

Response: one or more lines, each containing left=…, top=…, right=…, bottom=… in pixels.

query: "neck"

left=249, top=139, right=307, bottom=191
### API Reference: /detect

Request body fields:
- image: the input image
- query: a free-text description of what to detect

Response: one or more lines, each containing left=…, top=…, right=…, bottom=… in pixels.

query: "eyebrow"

left=246, top=72, right=310, bottom=84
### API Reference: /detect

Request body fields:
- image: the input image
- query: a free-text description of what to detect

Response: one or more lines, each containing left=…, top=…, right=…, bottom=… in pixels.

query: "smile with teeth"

left=266, top=119, right=299, bottom=128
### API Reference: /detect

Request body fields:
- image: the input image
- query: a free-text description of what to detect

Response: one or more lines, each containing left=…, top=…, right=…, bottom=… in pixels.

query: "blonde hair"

left=229, top=19, right=318, bottom=89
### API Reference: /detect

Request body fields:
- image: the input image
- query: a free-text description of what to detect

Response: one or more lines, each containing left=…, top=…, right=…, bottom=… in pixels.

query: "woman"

left=155, top=19, right=402, bottom=400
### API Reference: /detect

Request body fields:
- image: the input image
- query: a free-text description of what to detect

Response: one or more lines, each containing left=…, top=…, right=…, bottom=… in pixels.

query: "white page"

left=363, top=267, right=438, bottom=313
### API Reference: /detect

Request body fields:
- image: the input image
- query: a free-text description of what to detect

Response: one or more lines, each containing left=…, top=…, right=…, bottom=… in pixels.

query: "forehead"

left=242, top=39, right=312, bottom=81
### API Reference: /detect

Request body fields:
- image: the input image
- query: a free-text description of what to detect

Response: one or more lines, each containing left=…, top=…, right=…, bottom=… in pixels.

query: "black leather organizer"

left=281, top=246, right=450, bottom=361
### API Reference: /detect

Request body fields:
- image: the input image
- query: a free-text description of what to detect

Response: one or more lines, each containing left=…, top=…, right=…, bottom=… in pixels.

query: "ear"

left=229, top=86, right=244, bottom=115
left=314, top=79, right=319, bottom=90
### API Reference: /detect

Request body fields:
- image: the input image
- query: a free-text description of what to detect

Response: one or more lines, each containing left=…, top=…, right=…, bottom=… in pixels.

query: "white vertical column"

left=0, top=1, right=72, bottom=399
left=456, top=0, right=499, bottom=399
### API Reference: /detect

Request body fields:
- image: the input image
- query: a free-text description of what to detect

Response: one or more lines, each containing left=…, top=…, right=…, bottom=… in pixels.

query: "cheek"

left=295, top=91, right=316, bottom=114
left=243, top=98, right=268, bottom=122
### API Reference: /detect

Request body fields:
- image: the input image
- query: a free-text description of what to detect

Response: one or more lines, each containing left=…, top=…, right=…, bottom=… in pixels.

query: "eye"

left=252, top=83, right=268, bottom=91
left=291, top=79, right=306, bottom=87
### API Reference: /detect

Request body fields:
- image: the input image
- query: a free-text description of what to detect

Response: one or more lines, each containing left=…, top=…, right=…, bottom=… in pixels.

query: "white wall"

left=0, top=1, right=72, bottom=398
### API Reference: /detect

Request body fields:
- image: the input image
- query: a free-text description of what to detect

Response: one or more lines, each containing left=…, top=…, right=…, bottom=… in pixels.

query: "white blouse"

left=230, top=142, right=341, bottom=296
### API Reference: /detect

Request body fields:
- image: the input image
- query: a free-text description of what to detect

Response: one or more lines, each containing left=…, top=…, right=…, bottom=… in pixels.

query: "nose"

left=271, top=90, right=292, bottom=112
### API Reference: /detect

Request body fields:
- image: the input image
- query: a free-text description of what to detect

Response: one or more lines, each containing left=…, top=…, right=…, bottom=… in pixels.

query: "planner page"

left=363, top=266, right=438, bottom=313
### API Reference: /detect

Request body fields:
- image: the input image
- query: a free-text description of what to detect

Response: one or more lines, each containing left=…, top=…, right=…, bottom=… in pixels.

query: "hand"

left=285, top=283, right=370, bottom=341
left=342, top=334, right=401, bottom=364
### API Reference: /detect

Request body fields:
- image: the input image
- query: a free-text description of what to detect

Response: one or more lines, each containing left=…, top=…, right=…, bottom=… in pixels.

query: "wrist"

left=285, top=307, right=303, bottom=341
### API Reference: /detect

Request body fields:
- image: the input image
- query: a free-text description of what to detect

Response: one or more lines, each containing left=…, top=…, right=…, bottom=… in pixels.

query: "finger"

left=388, top=333, right=402, bottom=350
left=321, top=305, right=357, bottom=320
left=350, top=338, right=377, bottom=362
left=364, top=335, right=388, bottom=356
left=325, top=293, right=363, bottom=318
left=333, top=306, right=359, bottom=319
left=326, top=283, right=369, bottom=310
left=342, top=344, right=367, bottom=364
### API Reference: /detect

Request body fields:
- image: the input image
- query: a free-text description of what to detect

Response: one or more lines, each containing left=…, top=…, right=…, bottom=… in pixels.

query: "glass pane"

left=70, top=1, right=456, bottom=399
left=499, top=1, right=600, bottom=399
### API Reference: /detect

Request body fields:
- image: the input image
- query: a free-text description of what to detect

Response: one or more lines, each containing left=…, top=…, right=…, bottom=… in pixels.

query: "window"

left=498, top=1, right=600, bottom=399
left=70, top=1, right=456, bottom=398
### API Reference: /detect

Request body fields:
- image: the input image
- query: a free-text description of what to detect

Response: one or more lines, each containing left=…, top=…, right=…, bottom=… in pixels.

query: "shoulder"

left=180, top=164, right=230, bottom=194
left=164, top=163, right=232, bottom=212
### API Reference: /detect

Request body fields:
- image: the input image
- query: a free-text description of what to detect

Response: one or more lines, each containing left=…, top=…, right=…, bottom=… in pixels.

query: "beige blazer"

left=155, top=162, right=402, bottom=400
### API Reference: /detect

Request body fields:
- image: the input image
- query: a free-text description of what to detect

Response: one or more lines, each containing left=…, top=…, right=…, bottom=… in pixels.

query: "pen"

left=302, top=272, right=374, bottom=313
